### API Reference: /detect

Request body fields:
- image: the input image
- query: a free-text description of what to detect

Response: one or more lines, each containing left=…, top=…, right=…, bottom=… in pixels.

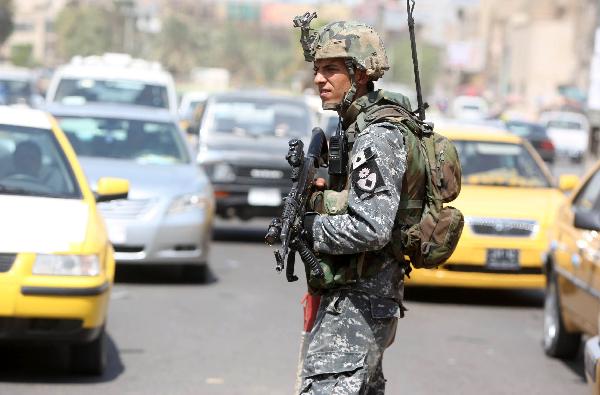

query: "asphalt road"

left=0, top=158, right=592, bottom=395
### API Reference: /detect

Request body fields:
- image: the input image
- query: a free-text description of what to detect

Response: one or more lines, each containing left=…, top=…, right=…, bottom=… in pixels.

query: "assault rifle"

left=265, top=128, right=328, bottom=282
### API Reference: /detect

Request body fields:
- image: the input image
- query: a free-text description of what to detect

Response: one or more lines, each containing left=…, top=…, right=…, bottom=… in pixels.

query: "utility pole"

left=114, top=0, right=136, bottom=54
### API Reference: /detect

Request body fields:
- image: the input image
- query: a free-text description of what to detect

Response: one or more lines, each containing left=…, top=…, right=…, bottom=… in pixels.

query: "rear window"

left=0, top=79, right=32, bottom=105
left=546, top=120, right=584, bottom=130
left=53, top=78, right=168, bottom=109
left=505, top=122, right=547, bottom=139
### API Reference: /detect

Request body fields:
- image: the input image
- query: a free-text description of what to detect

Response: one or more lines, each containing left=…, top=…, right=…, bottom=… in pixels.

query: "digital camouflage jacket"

left=309, top=90, right=411, bottom=301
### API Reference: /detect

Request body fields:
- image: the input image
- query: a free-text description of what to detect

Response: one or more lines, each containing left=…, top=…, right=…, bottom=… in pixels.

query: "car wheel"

left=70, top=326, right=107, bottom=375
left=543, top=271, right=581, bottom=358
left=182, top=263, right=209, bottom=283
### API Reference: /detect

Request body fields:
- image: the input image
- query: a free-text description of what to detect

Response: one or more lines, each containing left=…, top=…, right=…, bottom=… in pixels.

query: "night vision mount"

left=293, top=11, right=318, bottom=62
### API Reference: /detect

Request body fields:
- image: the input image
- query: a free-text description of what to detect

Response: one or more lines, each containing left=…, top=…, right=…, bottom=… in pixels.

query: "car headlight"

left=32, top=254, right=100, bottom=276
left=168, top=193, right=211, bottom=215
left=211, top=163, right=235, bottom=182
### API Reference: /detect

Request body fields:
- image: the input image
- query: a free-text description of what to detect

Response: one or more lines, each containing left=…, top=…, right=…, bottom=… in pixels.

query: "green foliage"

left=0, top=0, right=13, bottom=46
left=55, top=4, right=118, bottom=59
left=50, top=5, right=441, bottom=92
left=388, top=36, right=442, bottom=96
left=149, top=13, right=211, bottom=75
left=10, top=44, right=33, bottom=67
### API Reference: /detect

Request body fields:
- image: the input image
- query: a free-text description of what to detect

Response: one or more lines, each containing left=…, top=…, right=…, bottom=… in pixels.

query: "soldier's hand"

left=314, top=177, right=327, bottom=191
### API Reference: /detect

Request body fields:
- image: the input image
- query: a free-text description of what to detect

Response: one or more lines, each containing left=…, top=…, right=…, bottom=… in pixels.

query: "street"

left=0, top=213, right=589, bottom=395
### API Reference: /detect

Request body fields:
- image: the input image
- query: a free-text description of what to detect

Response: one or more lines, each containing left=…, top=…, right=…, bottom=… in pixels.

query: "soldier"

left=296, top=19, right=424, bottom=394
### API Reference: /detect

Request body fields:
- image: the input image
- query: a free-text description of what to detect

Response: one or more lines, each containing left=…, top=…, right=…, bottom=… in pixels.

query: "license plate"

left=248, top=188, right=281, bottom=207
left=486, top=249, right=520, bottom=270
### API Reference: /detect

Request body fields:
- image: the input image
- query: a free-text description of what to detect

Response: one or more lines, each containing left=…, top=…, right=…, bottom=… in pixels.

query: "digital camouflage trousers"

left=299, top=291, right=401, bottom=394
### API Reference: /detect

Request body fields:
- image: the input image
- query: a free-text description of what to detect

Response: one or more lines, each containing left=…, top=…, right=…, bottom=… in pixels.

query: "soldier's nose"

left=314, top=72, right=326, bottom=85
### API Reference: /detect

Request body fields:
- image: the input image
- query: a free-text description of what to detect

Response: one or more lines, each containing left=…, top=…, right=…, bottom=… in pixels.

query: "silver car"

left=48, top=104, right=214, bottom=280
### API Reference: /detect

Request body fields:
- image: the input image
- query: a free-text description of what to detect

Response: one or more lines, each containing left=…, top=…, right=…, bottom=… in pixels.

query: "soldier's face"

left=313, top=58, right=352, bottom=108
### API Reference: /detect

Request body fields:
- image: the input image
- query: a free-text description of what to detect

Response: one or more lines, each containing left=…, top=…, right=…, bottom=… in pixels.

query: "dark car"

left=505, top=120, right=555, bottom=163
left=196, top=91, right=315, bottom=220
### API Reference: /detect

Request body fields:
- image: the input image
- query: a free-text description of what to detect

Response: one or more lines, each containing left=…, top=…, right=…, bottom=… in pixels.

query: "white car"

left=46, top=53, right=178, bottom=115
left=452, top=95, right=489, bottom=121
left=539, top=111, right=589, bottom=162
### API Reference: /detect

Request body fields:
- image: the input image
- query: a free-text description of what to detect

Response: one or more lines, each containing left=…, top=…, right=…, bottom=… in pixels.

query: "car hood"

left=200, top=134, right=305, bottom=163
left=454, top=185, right=565, bottom=225
left=0, top=195, right=89, bottom=253
left=79, top=157, right=209, bottom=199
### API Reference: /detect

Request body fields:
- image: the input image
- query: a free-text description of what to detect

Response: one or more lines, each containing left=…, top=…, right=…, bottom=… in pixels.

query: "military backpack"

left=350, top=93, right=464, bottom=269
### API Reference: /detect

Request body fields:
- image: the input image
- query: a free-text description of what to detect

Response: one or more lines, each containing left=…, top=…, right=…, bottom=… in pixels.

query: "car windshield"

left=205, top=98, right=311, bottom=138
left=0, top=124, right=81, bottom=198
left=505, top=121, right=547, bottom=139
left=546, top=120, right=584, bottom=130
left=54, top=78, right=169, bottom=109
left=0, top=79, right=31, bottom=105
left=455, top=140, right=551, bottom=188
left=57, top=116, right=190, bottom=165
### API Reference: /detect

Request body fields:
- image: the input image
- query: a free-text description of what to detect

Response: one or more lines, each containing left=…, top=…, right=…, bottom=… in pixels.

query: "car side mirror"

left=559, top=174, right=579, bottom=192
left=95, top=177, right=129, bottom=202
left=574, top=209, right=600, bottom=232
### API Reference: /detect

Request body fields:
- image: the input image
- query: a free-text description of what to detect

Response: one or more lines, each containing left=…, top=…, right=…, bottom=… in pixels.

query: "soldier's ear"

left=355, top=68, right=369, bottom=91
left=355, top=68, right=368, bottom=84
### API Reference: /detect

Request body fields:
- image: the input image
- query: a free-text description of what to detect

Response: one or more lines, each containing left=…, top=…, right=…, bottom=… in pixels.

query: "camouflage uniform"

left=300, top=94, right=410, bottom=395
left=296, top=18, right=412, bottom=395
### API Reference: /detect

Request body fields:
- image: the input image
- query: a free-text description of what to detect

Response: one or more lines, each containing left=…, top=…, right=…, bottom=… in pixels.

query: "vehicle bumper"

left=585, top=336, right=600, bottom=395
left=0, top=274, right=110, bottom=332
left=105, top=207, right=213, bottom=265
left=406, top=268, right=544, bottom=289
left=406, top=242, right=546, bottom=289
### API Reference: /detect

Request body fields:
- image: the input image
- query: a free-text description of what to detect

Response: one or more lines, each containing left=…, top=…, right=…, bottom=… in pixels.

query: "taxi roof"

left=435, top=123, right=522, bottom=144
left=0, top=105, right=52, bottom=130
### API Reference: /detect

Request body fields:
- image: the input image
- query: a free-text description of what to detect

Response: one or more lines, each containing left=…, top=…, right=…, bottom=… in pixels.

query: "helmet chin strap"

left=321, top=59, right=357, bottom=113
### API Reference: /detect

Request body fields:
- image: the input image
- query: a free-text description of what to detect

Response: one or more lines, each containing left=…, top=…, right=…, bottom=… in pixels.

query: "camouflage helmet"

left=312, top=21, right=390, bottom=81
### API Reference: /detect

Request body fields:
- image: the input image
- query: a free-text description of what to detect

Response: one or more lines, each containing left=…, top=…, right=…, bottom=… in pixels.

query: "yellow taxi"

left=407, top=124, right=577, bottom=289
left=0, top=106, right=128, bottom=374
left=541, top=159, right=600, bottom=392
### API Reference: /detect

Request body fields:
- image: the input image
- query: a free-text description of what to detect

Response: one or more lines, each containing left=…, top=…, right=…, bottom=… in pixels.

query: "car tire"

left=182, top=263, right=209, bottom=283
left=543, top=270, right=581, bottom=359
left=70, top=326, right=107, bottom=375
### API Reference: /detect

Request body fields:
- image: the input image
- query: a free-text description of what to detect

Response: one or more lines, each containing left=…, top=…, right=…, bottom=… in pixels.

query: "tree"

left=150, top=13, right=209, bottom=76
left=0, top=0, right=14, bottom=46
left=10, top=44, right=33, bottom=67
left=55, top=3, right=118, bottom=60
left=387, top=35, right=442, bottom=96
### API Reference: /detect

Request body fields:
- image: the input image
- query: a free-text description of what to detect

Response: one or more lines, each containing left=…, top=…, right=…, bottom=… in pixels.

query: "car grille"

left=442, top=264, right=542, bottom=275
left=113, top=245, right=144, bottom=253
left=468, top=218, right=538, bottom=237
left=0, top=253, right=16, bottom=273
left=98, top=198, right=156, bottom=220
left=233, top=165, right=292, bottom=186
